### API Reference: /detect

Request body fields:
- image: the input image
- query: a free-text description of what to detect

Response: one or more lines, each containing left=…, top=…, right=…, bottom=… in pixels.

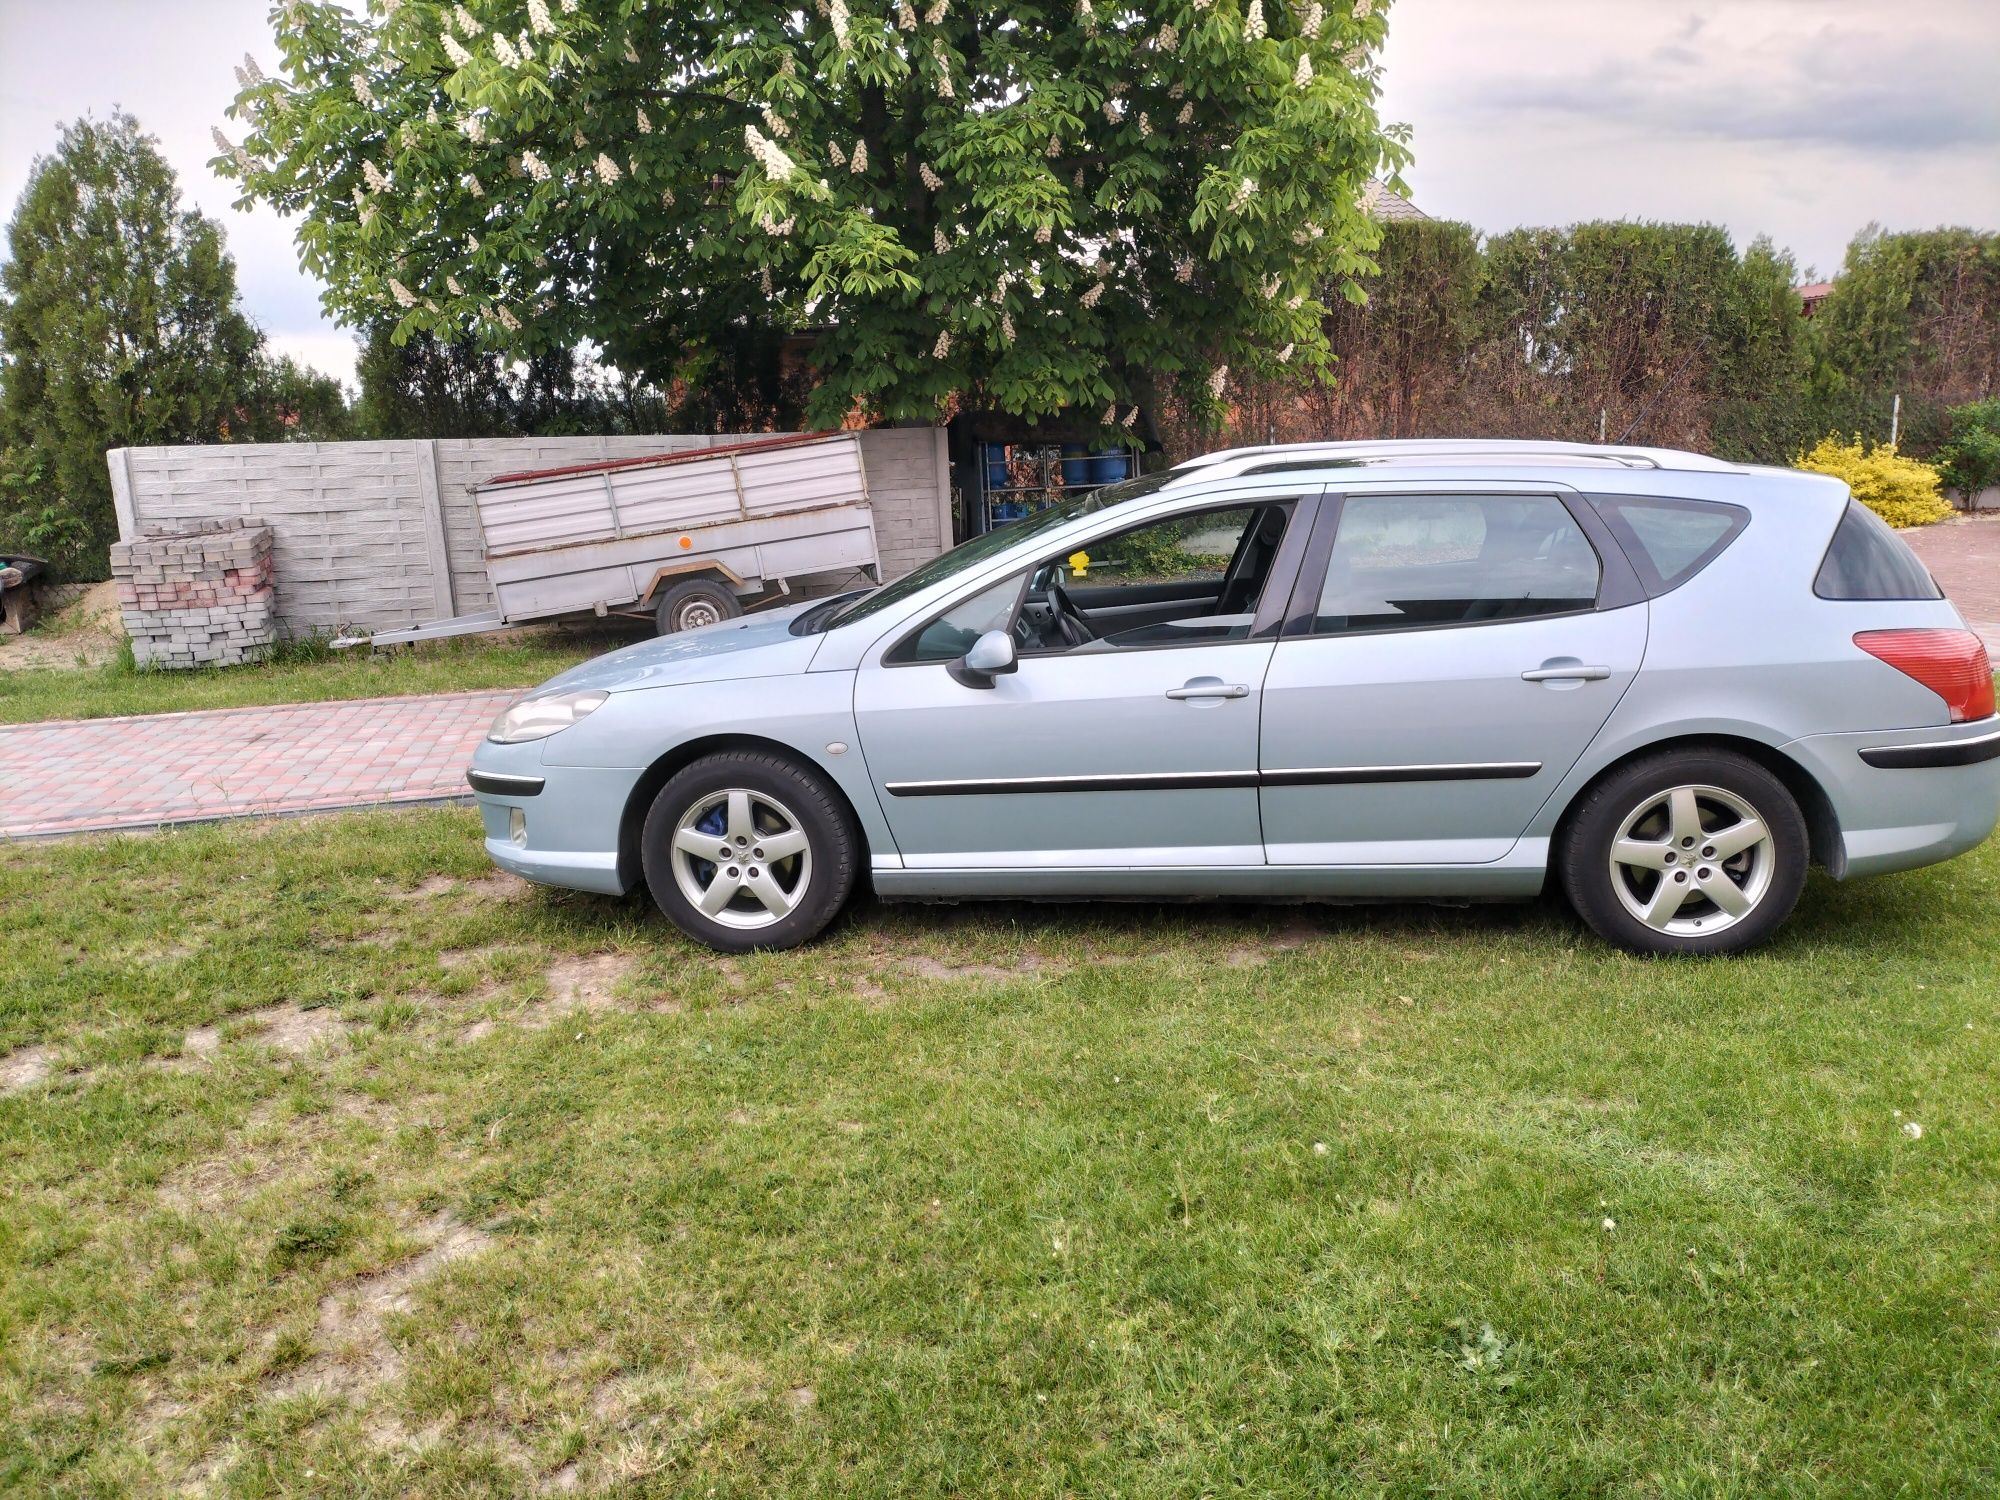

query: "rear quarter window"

left=1814, top=500, right=1943, bottom=600
left=1589, top=495, right=1748, bottom=596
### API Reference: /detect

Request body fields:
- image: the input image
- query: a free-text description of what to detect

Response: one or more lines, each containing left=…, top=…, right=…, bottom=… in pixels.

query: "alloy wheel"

left=668, top=788, right=813, bottom=930
left=1606, top=783, right=1775, bottom=937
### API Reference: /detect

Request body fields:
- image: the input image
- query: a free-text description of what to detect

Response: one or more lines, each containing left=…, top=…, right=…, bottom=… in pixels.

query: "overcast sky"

left=4, top=0, right=1997, bottom=391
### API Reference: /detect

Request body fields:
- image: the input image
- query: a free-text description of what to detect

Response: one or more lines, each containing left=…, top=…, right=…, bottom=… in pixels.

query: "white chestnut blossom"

left=1354, top=0, right=1374, bottom=17
left=362, top=159, right=390, bottom=192
left=1302, top=2, right=1324, bottom=37
left=1080, top=280, right=1105, bottom=309
left=453, top=4, right=481, bottom=36
left=933, top=329, right=952, bottom=358
left=527, top=0, right=554, bottom=35
left=1228, top=176, right=1257, bottom=212
left=1295, top=53, right=1313, bottom=86
left=467, top=232, right=480, bottom=249
left=242, top=52, right=265, bottom=83
left=1103, top=98, right=1125, bottom=124
left=1177, top=101, right=1194, bottom=125
left=388, top=277, right=416, bottom=308
left=351, top=72, right=376, bottom=106
left=442, top=32, right=472, bottom=66
left=999, top=311, right=1015, bottom=343
left=1155, top=23, right=1178, bottom=51
left=1046, top=132, right=1061, bottom=159
left=1207, top=364, right=1229, bottom=398
left=898, top=0, right=916, bottom=29
left=925, top=0, right=948, bottom=20
left=572, top=127, right=586, bottom=148
left=636, top=107, right=652, bottom=134
left=850, top=138, right=868, bottom=173
left=830, top=0, right=850, bottom=46
left=828, top=140, right=846, bottom=167
left=660, top=188, right=674, bottom=207
left=932, top=39, right=954, bottom=95
left=494, top=304, right=522, bottom=332
left=595, top=152, right=621, bottom=184
left=492, top=32, right=520, bottom=66
left=459, top=112, right=485, bottom=143
left=1343, top=45, right=1367, bottom=69
left=211, top=126, right=235, bottom=155
left=521, top=149, right=551, bottom=180
left=934, top=226, right=950, bottom=254
left=1244, top=0, right=1266, bottom=41
left=1101, top=403, right=1116, bottom=424
left=1261, top=273, right=1280, bottom=298
left=1035, top=222, right=1052, bottom=244
left=351, top=185, right=376, bottom=226
left=1123, top=406, right=1139, bottom=428
left=1277, top=342, right=1295, bottom=363
left=623, top=37, right=639, bottom=63
left=762, top=106, right=790, bottom=139
left=744, top=124, right=797, bottom=180
left=562, top=0, right=577, bottom=11
left=446, top=275, right=464, bottom=295
left=918, top=161, right=943, bottom=191
left=1138, top=112, right=1152, bottom=138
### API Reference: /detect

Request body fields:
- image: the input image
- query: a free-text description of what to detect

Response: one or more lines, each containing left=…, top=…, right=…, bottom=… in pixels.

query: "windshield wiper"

left=792, top=588, right=872, bottom=634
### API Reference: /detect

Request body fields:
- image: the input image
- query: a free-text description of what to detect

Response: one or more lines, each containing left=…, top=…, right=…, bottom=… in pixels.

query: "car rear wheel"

left=653, top=577, right=742, bottom=635
left=1560, top=750, right=1808, bottom=955
left=640, top=751, right=858, bottom=952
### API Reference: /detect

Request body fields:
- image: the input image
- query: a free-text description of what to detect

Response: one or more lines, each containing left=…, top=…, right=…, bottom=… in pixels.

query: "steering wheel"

left=1044, top=575, right=1096, bottom=649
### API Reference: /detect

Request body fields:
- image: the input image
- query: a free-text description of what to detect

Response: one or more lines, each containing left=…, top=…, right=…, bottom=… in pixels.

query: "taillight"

left=1853, top=629, right=1996, bottom=723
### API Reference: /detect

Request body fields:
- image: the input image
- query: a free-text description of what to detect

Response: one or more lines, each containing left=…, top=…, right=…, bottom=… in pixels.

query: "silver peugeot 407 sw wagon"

left=466, top=440, right=2000, bottom=955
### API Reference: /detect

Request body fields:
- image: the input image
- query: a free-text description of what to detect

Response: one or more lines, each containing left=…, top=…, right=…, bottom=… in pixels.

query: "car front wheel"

left=1560, top=750, right=1808, bottom=956
left=640, top=751, right=858, bottom=952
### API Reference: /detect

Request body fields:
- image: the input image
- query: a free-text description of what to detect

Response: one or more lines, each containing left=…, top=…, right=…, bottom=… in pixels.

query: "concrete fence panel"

left=108, top=430, right=952, bottom=638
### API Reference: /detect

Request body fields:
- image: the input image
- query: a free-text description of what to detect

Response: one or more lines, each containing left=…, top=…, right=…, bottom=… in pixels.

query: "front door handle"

left=1521, top=664, right=1611, bottom=682
left=1166, top=681, right=1250, bottom=701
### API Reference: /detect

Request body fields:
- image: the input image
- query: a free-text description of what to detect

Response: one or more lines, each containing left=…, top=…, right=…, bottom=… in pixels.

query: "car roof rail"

left=1167, top=439, right=1742, bottom=484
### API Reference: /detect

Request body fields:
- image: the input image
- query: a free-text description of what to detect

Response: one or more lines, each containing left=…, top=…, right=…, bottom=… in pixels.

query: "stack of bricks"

left=110, top=521, right=277, bottom=669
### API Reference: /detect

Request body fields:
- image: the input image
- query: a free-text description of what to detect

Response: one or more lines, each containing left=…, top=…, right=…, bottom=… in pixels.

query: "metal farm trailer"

left=336, top=431, right=881, bottom=646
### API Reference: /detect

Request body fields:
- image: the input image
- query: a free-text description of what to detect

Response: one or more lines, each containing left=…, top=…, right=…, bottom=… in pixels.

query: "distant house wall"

left=106, top=429, right=951, bottom=637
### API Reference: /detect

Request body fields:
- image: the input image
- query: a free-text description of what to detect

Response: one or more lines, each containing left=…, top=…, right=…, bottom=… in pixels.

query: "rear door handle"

left=1521, top=664, right=1611, bottom=682
left=1166, top=682, right=1250, bottom=700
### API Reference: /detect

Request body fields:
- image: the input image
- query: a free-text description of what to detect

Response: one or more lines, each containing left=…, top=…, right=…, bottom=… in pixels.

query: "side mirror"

left=949, top=628, right=1018, bottom=689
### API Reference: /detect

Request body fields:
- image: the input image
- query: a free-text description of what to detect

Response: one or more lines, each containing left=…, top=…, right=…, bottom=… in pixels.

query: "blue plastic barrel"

left=1060, top=444, right=1093, bottom=488
left=1090, top=450, right=1130, bottom=484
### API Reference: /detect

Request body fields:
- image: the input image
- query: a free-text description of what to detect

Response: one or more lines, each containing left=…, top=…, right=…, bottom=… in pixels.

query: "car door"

left=853, top=491, right=1316, bottom=870
left=1259, top=483, right=1647, bottom=865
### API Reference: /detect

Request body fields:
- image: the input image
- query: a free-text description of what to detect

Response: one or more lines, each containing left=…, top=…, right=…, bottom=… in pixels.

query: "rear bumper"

left=1785, top=716, right=2000, bottom=878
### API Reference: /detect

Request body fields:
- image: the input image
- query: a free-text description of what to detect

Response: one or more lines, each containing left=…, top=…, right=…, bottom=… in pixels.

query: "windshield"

left=819, top=469, right=1173, bottom=630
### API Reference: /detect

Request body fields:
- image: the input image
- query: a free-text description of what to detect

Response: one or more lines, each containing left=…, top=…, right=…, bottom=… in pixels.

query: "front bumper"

left=466, top=738, right=642, bottom=896
left=1785, top=716, right=2000, bottom=878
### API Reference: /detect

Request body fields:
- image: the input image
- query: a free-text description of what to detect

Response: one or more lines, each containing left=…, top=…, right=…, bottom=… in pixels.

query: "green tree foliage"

left=218, top=0, right=1408, bottom=433
left=0, top=114, right=276, bottom=574
left=1808, top=227, right=2000, bottom=452
left=1935, top=398, right=2000, bottom=498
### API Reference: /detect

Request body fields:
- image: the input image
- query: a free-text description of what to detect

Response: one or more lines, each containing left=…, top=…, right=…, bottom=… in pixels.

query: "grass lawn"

left=3, top=808, right=1997, bottom=1497
left=0, top=631, right=632, bottom=725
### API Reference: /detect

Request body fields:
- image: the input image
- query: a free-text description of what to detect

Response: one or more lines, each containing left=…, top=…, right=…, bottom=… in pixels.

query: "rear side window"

left=1814, top=500, right=1943, bottom=600
left=1590, top=495, right=1748, bottom=596
left=1312, top=494, right=1600, bottom=634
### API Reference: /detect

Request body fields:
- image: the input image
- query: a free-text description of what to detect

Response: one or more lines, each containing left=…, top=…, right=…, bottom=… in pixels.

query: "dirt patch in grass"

left=1, top=1044, right=54, bottom=1095
left=272, top=1214, right=496, bottom=1403
left=522, top=952, right=637, bottom=1029
left=900, top=953, right=1061, bottom=983
left=0, top=580, right=124, bottom=671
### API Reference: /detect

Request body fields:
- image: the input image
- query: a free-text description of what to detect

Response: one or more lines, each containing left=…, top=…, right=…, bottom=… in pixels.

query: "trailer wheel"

left=653, top=578, right=742, bottom=635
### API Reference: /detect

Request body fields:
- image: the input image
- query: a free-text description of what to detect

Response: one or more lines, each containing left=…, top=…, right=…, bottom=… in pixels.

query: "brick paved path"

left=1903, top=514, right=2000, bottom=653
left=0, top=689, right=517, bottom=840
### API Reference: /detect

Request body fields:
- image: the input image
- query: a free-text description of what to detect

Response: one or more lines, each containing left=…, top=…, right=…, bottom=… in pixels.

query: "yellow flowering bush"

left=1794, top=436, right=1953, bottom=528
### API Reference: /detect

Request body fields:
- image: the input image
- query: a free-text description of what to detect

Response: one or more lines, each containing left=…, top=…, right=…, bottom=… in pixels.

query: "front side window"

left=892, top=500, right=1298, bottom=662
left=1313, top=494, right=1600, bottom=635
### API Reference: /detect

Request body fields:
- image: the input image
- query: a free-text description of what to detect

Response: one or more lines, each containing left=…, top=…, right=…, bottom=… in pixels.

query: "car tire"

left=653, top=578, right=742, bottom=635
left=1560, top=749, right=1808, bottom=956
left=640, top=751, right=859, bottom=953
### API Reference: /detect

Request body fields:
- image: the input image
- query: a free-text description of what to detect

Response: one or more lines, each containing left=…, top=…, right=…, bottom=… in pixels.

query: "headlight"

left=487, top=689, right=609, bottom=744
